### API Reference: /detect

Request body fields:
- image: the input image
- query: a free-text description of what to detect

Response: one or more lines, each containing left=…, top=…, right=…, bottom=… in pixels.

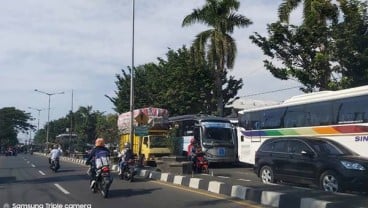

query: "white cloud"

left=1, top=0, right=305, bottom=140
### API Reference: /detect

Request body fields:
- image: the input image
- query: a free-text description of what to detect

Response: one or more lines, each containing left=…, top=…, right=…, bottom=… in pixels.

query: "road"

left=0, top=154, right=265, bottom=208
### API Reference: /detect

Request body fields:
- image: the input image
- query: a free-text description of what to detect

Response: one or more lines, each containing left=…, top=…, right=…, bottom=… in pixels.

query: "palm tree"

left=278, top=0, right=338, bottom=26
left=182, top=0, right=252, bottom=116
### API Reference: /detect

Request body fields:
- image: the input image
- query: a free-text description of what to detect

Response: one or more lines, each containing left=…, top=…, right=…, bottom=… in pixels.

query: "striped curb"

left=140, top=170, right=362, bottom=208
left=32, top=153, right=365, bottom=208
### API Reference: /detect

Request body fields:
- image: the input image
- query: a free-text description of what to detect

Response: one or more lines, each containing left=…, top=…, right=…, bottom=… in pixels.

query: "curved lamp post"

left=34, top=89, right=64, bottom=148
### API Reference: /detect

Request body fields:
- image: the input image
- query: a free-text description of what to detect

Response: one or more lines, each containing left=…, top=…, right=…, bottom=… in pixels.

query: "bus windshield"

left=202, top=122, right=234, bottom=146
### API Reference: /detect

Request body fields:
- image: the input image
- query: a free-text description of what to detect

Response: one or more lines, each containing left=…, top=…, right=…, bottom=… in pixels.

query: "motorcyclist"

left=118, top=142, right=134, bottom=177
left=85, top=138, right=110, bottom=189
left=49, top=144, right=62, bottom=169
left=187, top=138, right=196, bottom=161
left=188, top=138, right=201, bottom=172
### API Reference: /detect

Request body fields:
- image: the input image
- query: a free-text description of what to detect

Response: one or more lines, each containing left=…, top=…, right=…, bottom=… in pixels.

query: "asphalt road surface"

left=0, top=154, right=266, bottom=208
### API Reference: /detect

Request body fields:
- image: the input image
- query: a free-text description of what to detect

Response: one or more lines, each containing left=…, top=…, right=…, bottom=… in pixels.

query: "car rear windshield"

left=309, top=140, right=357, bottom=156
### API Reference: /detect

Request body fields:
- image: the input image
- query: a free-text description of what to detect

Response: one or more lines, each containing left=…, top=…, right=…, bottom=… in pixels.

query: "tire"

left=128, top=169, right=134, bottom=182
left=202, top=166, right=209, bottom=174
left=100, top=180, right=107, bottom=198
left=260, top=166, right=275, bottom=184
left=101, top=189, right=108, bottom=198
left=320, top=170, right=343, bottom=193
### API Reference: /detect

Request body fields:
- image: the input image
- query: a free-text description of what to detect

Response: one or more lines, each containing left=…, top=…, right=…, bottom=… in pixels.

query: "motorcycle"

left=119, top=159, right=136, bottom=182
left=91, top=165, right=113, bottom=198
left=194, top=153, right=209, bottom=174
left=49, top=158, right=60, bottom=172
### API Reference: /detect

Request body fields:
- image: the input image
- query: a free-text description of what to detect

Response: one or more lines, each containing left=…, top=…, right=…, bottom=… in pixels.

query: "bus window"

left=262, top=108, right=285, bottom=129
left=305, top=102, right=332, bottom=126
left=336, top=96, right=368, bottom=124
left=242, top=111, right=262, bottom=130
left=284, top=106, right=305, bottom=127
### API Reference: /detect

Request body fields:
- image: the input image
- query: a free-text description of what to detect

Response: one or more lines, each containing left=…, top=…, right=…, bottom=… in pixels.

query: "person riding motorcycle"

left=85, top=138, right=110, bottom=188
left=188, top=138, right=202, bottom=172
left=118, top=142, right=134, bottom=176
left=49, top=144, right=62, bottom=167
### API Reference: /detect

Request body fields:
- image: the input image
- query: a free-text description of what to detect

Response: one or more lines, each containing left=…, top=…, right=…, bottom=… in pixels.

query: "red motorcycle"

left=194, top=152, right=209, bottom=174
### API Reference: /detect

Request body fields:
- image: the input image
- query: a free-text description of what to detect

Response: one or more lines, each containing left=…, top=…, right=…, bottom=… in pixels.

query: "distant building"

left=225, top=98, right=280, bottom=119
left=226, top=98, right=280, bottom=111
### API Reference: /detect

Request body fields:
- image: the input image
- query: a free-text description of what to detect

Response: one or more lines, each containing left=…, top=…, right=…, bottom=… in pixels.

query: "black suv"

left=254, top=137, right=368, bottom=193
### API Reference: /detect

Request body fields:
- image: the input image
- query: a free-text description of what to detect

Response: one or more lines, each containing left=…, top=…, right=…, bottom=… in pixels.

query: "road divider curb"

left=142, top=170, right=359, bottom=208
left=32, top=153, right=366, bottom=208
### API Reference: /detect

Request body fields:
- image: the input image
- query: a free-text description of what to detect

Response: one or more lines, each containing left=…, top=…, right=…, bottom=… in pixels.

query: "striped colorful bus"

left=237, top=85, right=368, bottom=165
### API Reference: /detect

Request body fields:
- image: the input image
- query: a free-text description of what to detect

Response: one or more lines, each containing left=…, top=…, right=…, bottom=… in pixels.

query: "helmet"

left=53, top=144, right=58, bottom=149
left=124, top=142, right=130, bottom=149
left=190, top=138, right=196, bottom=144
left=95, top=138, right=105, bottom=147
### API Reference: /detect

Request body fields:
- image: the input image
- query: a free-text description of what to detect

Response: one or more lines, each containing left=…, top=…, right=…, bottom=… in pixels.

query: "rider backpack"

left=95, top=149, right=110, bottom=169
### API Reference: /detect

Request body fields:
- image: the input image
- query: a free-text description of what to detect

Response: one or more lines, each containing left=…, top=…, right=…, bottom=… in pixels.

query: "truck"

left=117, top=107, right=172, bottom=166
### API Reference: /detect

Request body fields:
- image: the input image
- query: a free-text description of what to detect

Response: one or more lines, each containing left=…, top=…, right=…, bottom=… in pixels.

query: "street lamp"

left=130, top=0, right=135, bottom=151
left=28, top=107, right=46, bottom=131
left=34, top=89, right=64, bottom=148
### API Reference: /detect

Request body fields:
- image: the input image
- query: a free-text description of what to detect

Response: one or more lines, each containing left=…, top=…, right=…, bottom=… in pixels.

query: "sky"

left=0, top=0, right=303, bottom=140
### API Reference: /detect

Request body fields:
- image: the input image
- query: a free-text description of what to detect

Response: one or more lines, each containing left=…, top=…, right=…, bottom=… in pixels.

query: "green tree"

left=96, top=113, right=119, bottom=146
left=33, top=106, right=107, bottom=152
left=73, top=106, right=100, bottom=146
left=251, top=0, right=368, bottom=91
left=0, top=107, right=34, bottom=147
left=331, top=0, right=368, bottom=88
left=108, top=46, right=243, bottom=116
left=250, top=0, right=338, bottom=92
left=182, top=0, right=252, bottom=116
left=278, top=0, right=338, bottom=25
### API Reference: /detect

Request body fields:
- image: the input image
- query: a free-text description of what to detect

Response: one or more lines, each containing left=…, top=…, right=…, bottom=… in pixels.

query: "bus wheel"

left=260, top=166, right=275, bottom=184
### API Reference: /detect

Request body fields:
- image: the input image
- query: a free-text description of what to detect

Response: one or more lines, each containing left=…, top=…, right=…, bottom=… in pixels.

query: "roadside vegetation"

left=2, top=0, right=368, bottom=149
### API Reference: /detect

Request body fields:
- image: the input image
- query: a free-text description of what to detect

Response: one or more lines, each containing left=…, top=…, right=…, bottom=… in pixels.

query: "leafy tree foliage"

left=0, top=107, right=34, bottom=147
left=33, top=106, right=117, bottom=152
left=108, top=46, right=243, bottom=116
left=182, top=0, right=252, bottom=116
left=331, top=0, right=368, bottom=88
left=96, top=113, right=119, bottom=146
left=250, top=0, right=368, bottom=92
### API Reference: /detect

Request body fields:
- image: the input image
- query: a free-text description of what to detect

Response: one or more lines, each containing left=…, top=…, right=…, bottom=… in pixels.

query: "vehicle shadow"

left=108, top=188, right=162, bottom=198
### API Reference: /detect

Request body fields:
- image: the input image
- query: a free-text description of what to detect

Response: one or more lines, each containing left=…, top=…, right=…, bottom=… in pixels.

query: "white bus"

left=237, top=85, right=368, bottom=165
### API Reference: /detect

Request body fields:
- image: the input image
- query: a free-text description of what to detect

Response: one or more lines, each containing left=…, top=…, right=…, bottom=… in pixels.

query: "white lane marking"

left=54, top=183, right=70, bottom=195
left=38, top=170, right=46, bottom=175
left=31, top=164, right=36, bottom=168
left=217, top=176, right=229, bottom=179
left=237, top=179, right=252, bottom=182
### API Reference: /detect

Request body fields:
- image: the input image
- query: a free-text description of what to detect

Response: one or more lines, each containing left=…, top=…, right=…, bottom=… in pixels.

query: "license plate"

left=101, top=172, right=110, bottom=177
left=218, top=148, right=225, bottom=156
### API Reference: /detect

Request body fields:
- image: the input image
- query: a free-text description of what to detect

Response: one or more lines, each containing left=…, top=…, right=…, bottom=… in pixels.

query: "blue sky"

left=0, top=0, right=302, bottom=140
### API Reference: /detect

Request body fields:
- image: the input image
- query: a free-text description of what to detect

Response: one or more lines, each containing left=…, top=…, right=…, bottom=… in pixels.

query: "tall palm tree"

left=182, top=0, right=252, bottom=116
left=278, top=0, right=338, bottom=26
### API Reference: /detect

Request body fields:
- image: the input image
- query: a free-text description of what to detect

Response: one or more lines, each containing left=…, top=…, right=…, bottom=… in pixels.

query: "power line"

left=240, top=86, right=302, bottom=98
